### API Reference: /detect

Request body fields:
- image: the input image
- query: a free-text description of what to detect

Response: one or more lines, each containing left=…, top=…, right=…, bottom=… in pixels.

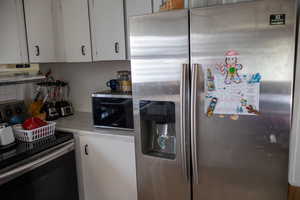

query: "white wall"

left=40, top=61, right=131, bottom=113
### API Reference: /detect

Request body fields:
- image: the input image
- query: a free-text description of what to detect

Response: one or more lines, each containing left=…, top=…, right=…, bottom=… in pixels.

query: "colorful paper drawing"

left=216, top=50, right=243, bottom=85
left=204, top=63, right=260, bottom=116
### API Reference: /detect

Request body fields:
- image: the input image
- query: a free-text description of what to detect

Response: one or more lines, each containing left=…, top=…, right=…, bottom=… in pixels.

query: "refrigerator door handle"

left=181, top=63, right=190, bottom=182
left=191, top=63, right=200, bottom=184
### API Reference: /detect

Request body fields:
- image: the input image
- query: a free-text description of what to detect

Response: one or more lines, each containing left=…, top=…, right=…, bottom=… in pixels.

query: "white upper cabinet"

left=24, top=0, right=64, bottom=63
left=0, top=0, right=28, bottom=64
left=126, top=0, right=153, bottom=16
left=60, top=0, right=92, bottom=62
left=125, top=0, right=152, bottom=58
left=152, top=0, right=162, bottom=12
left=89, top=0, right=126, bottom=61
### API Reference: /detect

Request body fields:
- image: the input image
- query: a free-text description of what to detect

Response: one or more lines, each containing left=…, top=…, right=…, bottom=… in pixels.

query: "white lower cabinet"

left=77, top=133, right=137, bottom=200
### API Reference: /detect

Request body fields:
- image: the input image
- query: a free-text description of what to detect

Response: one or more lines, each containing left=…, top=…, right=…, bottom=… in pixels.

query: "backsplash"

left=40, top=61, right=131, bottom=113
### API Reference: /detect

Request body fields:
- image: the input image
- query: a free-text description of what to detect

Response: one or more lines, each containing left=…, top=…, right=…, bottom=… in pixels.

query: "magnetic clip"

left=246, top=105, right=260, bottom=115
left=207, top=97, right=218, bottom=117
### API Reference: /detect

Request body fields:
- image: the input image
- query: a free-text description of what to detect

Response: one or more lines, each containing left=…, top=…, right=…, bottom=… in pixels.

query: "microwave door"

left=92, top=98, right=134, bottom=129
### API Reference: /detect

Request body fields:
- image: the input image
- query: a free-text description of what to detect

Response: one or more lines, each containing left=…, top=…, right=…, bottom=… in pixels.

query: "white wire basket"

left=13, top=122, right=56, bottom=142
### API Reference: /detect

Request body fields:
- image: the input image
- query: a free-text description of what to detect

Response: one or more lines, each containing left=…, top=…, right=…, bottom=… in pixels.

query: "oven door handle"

left=0, top=140, right=74, bottom=186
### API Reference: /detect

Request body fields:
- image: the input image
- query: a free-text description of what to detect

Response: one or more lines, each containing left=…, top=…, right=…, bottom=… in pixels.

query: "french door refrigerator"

left=129, top=0, right=296, bottom=200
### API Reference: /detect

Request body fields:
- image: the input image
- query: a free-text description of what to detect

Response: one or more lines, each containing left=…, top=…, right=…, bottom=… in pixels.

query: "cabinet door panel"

left=24, top=0, right=63, bottom=63
left=89, top=0, right=126, bottom=61
left=79, top=134, right=137, bottom=200
left=61, top=0, right=92, bottom=62
left=0, top=0, right=28, bottom=64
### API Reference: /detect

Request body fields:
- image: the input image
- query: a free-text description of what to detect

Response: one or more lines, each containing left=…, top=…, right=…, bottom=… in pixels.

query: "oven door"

left=0, top=141, right=79, bottom=200
left=92, top=97, right=134, bottom=130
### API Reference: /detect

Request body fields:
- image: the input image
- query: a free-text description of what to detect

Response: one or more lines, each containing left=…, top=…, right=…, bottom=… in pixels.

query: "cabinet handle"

left=84, top=144, right=89, bottom=155
left=35, top=45, right=40, bottom=56
left=81, top=45, right=86, bottom=56
left=114, top=42, right=119, bottom=54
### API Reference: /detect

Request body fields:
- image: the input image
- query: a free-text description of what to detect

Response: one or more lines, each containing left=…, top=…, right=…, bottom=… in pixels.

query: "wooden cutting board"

left=289, top=185, right=300, bottom=200
left=159, top=0, right=184, bottom=11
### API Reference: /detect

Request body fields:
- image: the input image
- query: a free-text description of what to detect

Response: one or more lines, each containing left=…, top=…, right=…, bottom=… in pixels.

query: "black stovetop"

left=0, top=131, right=73, bottom=170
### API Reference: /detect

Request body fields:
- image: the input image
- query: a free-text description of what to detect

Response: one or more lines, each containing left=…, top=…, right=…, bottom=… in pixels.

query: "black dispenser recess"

left=139, top=100, right=176, bottom=159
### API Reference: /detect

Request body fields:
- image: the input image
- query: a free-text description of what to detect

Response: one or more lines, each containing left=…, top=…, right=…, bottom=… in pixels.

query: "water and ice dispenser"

left=139, top=100, right=176, bottom=159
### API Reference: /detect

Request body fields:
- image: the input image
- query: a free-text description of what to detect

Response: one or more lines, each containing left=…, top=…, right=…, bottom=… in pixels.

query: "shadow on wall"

left=40, top=61, right=130, bottom=113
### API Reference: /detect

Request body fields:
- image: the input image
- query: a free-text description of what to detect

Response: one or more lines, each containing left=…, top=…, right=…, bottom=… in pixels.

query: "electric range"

left=0, top=131, right=73, bottom=170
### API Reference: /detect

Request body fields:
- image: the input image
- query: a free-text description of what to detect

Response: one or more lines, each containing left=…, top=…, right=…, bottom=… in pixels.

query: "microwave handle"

left=94, top=100, right=131, bottom=105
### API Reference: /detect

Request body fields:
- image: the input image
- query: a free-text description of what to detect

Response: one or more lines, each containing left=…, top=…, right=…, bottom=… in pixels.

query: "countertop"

left=55, top=112, right=135, bottom=136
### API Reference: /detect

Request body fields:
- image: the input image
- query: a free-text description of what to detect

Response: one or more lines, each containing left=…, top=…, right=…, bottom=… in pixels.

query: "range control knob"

left=0, top=112, right=3, bottom=123
left=5, top=107, right=13, bottom=118
left=15, top=106, right=23, bottom=114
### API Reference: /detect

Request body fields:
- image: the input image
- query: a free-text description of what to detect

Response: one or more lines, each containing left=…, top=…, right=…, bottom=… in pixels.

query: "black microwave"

left=92, top=91, right=134, bottom=130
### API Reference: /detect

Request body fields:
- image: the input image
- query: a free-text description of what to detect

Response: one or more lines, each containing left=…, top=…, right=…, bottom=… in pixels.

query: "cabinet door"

left=89, top=0, right=126, bottom=61
left=190, top=0, right=254, bottom=8
left=0, top=0, right=28, bottom=64
left=60, top=0, right=92, bottom=62
left=125, top=0, right=152, bottom=58
left=79, top=134, right=137, bottom=200
left=152, top=0, right=162, bottom=12
left=24, top=0, right=64, bottom=63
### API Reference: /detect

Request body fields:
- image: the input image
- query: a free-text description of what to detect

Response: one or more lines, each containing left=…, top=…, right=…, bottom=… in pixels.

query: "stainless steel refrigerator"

left=129, top=1, right=296, bottom=200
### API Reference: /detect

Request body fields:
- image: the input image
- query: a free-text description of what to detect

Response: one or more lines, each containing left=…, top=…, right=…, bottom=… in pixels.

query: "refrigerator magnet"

left=207, top=97, right=218, bottom=117
left=246, top=105, right=260, bottom=115
left=218, top=114, right=225, bottom=118
left=248, top=73, right=262, bottom=84
left=216, top=50, right=243, bottom=85
left=206, top=68, right=216, bottom=91
left=230, top=115, right=239, bottom=121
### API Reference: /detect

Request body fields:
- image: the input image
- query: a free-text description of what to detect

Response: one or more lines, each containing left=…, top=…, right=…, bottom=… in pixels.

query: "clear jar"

left=117, top=71, right=131, bottom=81
left=117, top=71, right=132, bottom=92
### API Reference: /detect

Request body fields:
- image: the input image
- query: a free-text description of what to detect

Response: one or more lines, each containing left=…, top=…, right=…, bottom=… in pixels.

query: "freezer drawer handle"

left=181, top=64, right=190, bottom=182
left=191, top=63, right=200, bottom=184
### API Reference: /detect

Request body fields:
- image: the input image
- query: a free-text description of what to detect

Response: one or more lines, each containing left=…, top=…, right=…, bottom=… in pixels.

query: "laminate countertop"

left=55, top=112, right=135, bottom=136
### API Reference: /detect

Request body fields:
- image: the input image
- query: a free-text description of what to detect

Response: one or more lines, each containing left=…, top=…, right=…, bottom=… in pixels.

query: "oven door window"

left=93, top=98, right=133, bottom=129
